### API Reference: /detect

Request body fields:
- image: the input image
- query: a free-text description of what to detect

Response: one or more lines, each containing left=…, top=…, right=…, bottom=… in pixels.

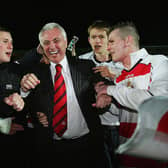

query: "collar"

left=128, top=48, right=149, bottom=70
left=93, top=53, right=112, bottom=64
left=50, top=56, right=68, bottom=73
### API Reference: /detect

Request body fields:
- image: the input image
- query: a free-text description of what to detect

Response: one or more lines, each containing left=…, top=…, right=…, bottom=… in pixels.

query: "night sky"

left=1, top=3, right=168, bottom=51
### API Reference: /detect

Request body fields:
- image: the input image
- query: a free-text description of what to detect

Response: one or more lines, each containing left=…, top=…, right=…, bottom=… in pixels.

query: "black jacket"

left=24, top=52, right=104, bottom=144
left=0, top=62, right=27, bottom=125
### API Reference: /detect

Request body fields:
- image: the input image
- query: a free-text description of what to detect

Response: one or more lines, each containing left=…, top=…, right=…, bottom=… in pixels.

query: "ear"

left=65, top=39, right=68, bottom=48
left=124, top=35, right=132, bottom=47
left=37, top=44, right=44, bottom=54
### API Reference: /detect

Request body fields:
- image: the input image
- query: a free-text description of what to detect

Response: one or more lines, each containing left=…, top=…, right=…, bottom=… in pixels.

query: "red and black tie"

left=52, top=64, right=67, bottom=136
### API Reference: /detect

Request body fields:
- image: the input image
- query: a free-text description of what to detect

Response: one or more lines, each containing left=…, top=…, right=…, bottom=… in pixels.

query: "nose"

left=49, top=41, right=56, bottom=50
left=94, top=36, right=101, bottom=43
left=8, top=42, right=13, bottom=50
left=107, top=43, right=111, bottom=51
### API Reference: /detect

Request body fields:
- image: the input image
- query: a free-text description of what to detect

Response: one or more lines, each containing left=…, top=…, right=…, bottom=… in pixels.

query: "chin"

left=4, top=58, right=11, bottom=63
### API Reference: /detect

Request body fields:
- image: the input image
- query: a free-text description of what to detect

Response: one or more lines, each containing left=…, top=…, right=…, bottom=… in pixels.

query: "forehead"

left=109, top=29, right=120, bottom=39
left=90, top=28, right=107, bottom=36
left=0, top=31, right=12, bottom=40
left=41, top=28, right=63, bottom=41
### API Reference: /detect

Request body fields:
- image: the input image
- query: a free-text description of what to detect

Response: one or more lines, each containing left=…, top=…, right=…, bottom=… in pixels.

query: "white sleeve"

left=107, top=59, right=168, bottom=111
left=149, top=60, right=168, bottom=96
left=107, top=85, right=151, bottom=111
left=0, top=117, right=12, bottom=134
left=20, top=88, right=30, bottom=98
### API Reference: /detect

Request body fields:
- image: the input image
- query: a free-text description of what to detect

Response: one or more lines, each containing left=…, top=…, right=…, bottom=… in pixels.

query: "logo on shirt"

left=5, top=84, right=13, bottom=90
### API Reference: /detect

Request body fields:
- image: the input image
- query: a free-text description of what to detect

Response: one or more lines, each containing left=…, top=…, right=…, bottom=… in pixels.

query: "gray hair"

left=38, top=22, right=67, bottom=44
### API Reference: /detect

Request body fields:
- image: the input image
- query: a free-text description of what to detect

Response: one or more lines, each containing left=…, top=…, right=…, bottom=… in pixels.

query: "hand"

left=4, top=93, right=25, bottom=111
left=71, top=45, right=76, bottom=56
left=40, top=55, right=50, bottom=64
left=37, top=44, right=50, bottom=64
left=94, top=81, right=108, bottom=95
left=92, top=94, right=112, bottom=108
left=37, top=112, right=48, bottom=127
left=37, top=44, right=44, bottom=55
left=21, top=73, right=40, bottom=92
left=9, top=120, right=24, bottom=135
left=93, top=66, right=116, bottom=79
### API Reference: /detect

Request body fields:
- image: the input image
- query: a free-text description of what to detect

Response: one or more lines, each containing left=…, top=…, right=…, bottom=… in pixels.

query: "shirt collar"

left=129, top=48, right=149, bottom=69
left=50, top=56, right=68, bottom=73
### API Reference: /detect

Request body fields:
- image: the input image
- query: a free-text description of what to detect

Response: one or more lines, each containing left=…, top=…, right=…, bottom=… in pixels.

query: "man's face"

left=40, top=28, right=67, bottom=64
left=107, top=29, right=126, bottom=63
left=88, top=28, right=108, bottom=54
left=0, top=31, right=13, bottom=64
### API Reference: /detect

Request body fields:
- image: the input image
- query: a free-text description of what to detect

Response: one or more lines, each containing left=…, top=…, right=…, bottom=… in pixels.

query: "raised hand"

left=21, top=73, right=40, bottom=92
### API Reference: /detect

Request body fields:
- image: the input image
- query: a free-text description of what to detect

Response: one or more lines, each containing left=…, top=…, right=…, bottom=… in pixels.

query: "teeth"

left=50, top=51, right=58, bottom=54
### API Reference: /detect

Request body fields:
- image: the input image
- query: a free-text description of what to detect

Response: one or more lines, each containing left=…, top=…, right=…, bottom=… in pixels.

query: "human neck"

left=123, top=47, right=138, bottom=69
left=122, top=53, right=131, bottom=69
left=95, top=51, right=110, bottom=62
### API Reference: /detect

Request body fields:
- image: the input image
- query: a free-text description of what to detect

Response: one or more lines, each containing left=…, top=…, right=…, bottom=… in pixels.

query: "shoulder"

left=6, top=62, right=23, bottom=73
left=17, top=48, right=42, bottom=66
left=68, top=55, right=94, bottom=67
left=67, top=56, right=95, bottom=77
left=78, top=51, right=94, bottom=60
left=146, top=54, right=168, bottom=67
left=28, top=62, right=49, bottom=72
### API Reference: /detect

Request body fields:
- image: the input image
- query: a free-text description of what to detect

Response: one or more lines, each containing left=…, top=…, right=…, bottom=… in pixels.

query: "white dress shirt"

left=51, top=56, right=89, bottom=139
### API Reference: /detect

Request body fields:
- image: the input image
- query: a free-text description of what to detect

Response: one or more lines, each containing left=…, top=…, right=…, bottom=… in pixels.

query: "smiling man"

left=20, top=22, right=107, bottom=168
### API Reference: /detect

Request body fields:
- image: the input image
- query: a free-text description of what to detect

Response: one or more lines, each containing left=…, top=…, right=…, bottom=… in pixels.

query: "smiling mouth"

left=50, top=51, right=58, bottom=54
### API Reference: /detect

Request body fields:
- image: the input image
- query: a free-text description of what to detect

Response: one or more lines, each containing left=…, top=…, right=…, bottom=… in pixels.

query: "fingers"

left=93, top=66, right=109, bottom=76
left=93, top=66, right=105, bottom=72
left=94, top=82, right=107, bottom=94
left=92, top=103, right=96, bottom=107
left=37, top=112, right=48, bottom=127
left=94, top=81, right=105, bottom=90
left=40, top=55, right=49, bottom=64
left=4, top=97, right=13, bottom=106
left=93, top=66, right=116, bottom=78
left=13, top=99, right=25, bottom=111
left=21, top=73, right=40, bottom=92
left=4, top=93, right=25, bottom=111
left=11, top=123, right=24, bottom=131
left=37, top=44, right=44, bottom=55
left=9, top=123, right=24, bottom=135
left=94, top=94, right=112, bottom=108
left=12, top=93, right=25, bottom=111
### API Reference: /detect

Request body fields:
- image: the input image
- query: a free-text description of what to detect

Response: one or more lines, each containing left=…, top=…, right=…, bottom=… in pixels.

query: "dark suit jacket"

left=25, top=53, right=104, bottom=146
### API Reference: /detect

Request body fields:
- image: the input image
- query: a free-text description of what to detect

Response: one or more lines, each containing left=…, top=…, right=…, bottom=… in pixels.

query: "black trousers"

left=30, top=133, right=107, bottom=168
left=0, top=129, right=30, bottom=168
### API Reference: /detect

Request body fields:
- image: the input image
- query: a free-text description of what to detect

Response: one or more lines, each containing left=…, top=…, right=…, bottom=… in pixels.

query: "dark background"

left=1, top=3, right=168, bottom=54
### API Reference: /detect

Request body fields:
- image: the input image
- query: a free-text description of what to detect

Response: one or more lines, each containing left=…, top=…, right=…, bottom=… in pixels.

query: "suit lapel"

left=68, top=57, right=80, bottom=100
left=40, top=64, right=54, bottom=121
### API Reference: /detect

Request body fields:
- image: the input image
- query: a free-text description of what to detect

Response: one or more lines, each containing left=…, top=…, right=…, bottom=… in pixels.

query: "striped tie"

left=52, top=64, right=67, bottom=136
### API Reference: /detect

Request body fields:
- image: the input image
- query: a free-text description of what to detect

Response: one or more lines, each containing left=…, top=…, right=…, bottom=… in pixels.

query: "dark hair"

left=88, top=20, right=111, bottom=36
left=0, top=26, right=11, bottom=33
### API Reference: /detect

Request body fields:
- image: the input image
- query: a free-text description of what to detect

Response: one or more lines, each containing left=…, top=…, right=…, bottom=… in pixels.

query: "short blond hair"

left=110, top=21, right=140, bottom=48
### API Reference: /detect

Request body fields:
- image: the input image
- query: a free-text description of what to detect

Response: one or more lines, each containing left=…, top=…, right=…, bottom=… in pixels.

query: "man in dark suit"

left=21, top=22, right=108, bottom=168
